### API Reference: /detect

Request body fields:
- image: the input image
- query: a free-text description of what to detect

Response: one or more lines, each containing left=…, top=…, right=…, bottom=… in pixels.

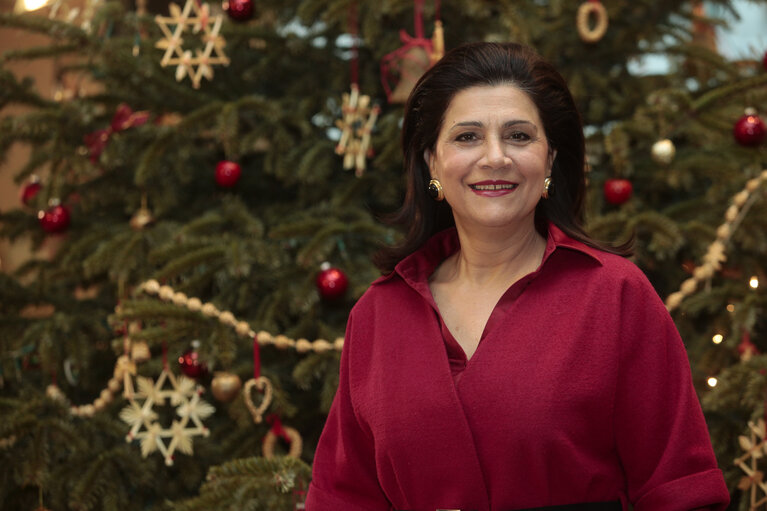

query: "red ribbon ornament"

left=380, top=0, right=442, bottom=103
left=266, top=414, right=292, bottom=443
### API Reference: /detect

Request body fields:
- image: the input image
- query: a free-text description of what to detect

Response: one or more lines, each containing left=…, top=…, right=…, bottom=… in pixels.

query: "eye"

left=507, top=131, right=532, bottom=142
left=454, top=132, right=479, bottom=142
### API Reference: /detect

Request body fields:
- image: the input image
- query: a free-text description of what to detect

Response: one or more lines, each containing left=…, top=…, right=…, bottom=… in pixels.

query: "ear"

left=547, top=148, right=558, bottom=175
left=423, top=149, right=435, bottom=178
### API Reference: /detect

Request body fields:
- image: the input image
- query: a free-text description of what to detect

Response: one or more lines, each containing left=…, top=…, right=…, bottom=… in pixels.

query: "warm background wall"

left=0, top=19, right=55, bottom=273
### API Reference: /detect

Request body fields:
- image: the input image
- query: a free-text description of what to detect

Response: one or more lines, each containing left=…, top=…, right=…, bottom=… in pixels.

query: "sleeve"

left=613, top=272, right=730, bottom=511
left=305, top=310, right=393, bottom=511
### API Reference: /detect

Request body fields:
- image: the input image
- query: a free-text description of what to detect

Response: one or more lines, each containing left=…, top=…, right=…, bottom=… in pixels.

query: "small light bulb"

left=707, top=377, right=718, bottom=388
left=750, top=276, right=759, bottom=289
left=712, top=334, right=723, bottom=344
left=22, top=0, right=50, bottom=10
left=727, top=304, right=735, bottom=313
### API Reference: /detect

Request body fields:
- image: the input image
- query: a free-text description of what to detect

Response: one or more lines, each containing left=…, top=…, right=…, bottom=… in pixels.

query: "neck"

left=442, top=219, right=547, bottom=286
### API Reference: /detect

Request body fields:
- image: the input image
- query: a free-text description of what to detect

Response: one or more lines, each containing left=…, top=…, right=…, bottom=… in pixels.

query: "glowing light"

left=707, top=377, right=718, bottom=388
left=750, top=276, right=759, bottom=289
left=712, top=334, right=724, bottom=344
left=25, top=0, right=48, bottom=9
left=727, top=304, right=735, bottom=313
left=14, top=0, right=50, bottom=12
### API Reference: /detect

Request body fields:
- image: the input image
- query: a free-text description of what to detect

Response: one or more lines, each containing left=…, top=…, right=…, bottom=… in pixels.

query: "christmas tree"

left=0, top=0, right=766, bottom=509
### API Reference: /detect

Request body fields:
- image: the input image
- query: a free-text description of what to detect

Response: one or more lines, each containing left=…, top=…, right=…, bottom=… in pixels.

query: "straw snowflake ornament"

left=735, top=419, right=767, bottom=509
left=120, top=365, right=214, bottom=465
left=154, top=0, right=230, bottom=88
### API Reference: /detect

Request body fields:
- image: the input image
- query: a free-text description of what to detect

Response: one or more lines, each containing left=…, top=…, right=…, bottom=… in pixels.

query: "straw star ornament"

left=735, top=419, right=767, bottom=509
left=154, top=0, right=230, bottom=89
left=120, top=366, right=214, bottom=465
left=335, top=84, right=380, bottom=177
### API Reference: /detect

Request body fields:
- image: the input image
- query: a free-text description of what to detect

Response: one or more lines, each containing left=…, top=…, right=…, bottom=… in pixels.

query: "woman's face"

left=426, top=84, right=555, bottom=235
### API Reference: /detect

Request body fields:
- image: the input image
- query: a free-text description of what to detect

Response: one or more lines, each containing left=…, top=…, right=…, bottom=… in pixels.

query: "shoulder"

left=349, top=272, right=413, bottom=320
left=549, top=245, right=665, bottom=313
left=596, top=251, right=651, bottom=286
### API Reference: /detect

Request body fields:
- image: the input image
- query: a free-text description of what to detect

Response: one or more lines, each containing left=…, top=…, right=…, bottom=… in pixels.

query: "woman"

left=306, top=42, right=730, bottom=511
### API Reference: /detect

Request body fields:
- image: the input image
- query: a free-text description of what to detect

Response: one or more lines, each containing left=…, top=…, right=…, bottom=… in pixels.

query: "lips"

left=469, top=180, right=518, bottom=191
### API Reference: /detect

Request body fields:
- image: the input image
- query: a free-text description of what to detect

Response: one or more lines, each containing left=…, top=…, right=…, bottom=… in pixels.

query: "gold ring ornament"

left=262, top=425, right=303, bottom=459
left=576, top=1, right=608, bottom=43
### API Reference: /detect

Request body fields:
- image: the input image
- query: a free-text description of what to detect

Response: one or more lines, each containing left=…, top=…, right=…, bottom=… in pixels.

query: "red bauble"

left=215, top=160, right=242, bottom=187
left=316, top=264, right=348, bottom=301
left=38, top=203, right=71, bottom=233
left=733, top=109, right=766, bottom=147
left=603, top=179, right=633, bottom=205
left=178, top=348, right=208, bottom=378
left=20, top=180, right=41, bottom=206
left=222, top=0, right=253, bottom=21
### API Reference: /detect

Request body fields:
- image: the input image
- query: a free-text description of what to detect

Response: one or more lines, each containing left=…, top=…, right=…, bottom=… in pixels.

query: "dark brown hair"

left=374, top=41, right=632, bottom=273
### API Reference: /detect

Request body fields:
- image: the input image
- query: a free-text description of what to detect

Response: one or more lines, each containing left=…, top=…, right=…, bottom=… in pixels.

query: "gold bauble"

left=45, top=384, right=66, bottom=402
left=211, top=372, right=242, bottom=402
left=130, top=206, right=154, bottom=230
left=651, top=138, right=675, bottom=165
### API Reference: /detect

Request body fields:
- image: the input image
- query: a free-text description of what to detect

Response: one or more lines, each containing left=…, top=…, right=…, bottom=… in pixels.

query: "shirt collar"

left=385, top=222, right=604, bottom=289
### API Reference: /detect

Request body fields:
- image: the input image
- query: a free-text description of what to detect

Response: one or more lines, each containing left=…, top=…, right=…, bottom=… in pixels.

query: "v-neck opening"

left=434, top=272, right=538, bottom=381
left=391, top=223, right=604, bottom=384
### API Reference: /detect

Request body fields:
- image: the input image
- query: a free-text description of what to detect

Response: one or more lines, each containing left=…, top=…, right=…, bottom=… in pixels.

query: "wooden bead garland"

left=665, top=170, right=767, bottom=312
left=45, top=348, right=140, bottom=417
left=576, top=1, right=609, bottom=43
left=139, top=279, right=345, bottom=352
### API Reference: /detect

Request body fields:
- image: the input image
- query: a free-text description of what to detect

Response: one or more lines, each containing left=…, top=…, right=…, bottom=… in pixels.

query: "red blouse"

left=306, top=225, right=730, bottom=511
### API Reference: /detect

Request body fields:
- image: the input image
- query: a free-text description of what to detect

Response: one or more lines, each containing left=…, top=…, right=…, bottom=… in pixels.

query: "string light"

left=727, top=304, right=736, bottom=313
left=712, top=334, right=724, bottom=344
left=707, top=377, right=718, bottom=388
left=750, top=276, right=759, bottom=289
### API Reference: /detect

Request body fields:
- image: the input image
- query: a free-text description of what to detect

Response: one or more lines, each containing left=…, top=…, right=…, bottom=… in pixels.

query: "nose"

left=480, top=136, right=511, bottom=169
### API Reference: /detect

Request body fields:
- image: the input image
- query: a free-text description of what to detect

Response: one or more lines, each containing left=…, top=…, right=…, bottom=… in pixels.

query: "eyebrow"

left=448, top=120, right=537, bottom=130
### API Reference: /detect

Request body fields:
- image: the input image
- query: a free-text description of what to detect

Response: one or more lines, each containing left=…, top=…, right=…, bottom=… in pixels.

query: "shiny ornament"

left=222, top=0, right=253, bottom=21
left=178, top=346, right=208, bottom=378
left=38, top=202, right=71, bottom=233
left=733, top=109, right=766, bottom=147
left=316, top=263, right=348, bottom=301
left=603, top=179, right=633, bottom=205
left=215, top=160, right=242, bottom=187
left=211, top=371, right=242, bottom=402
left=130, top=206, right=154, bottom=230
left=651, top=139, right=675, bottom=165
left=20, top=177, right=41, bottom=206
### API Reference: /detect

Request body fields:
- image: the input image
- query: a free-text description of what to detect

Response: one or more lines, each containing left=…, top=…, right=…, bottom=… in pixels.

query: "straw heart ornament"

left=243, top=376, right=273, bottom=424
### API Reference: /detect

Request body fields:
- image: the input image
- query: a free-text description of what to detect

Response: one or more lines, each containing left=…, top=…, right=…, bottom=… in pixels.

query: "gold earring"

left=542, top=177, right=552, bottom=199
left=428, top=179, right=444, bottom=201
